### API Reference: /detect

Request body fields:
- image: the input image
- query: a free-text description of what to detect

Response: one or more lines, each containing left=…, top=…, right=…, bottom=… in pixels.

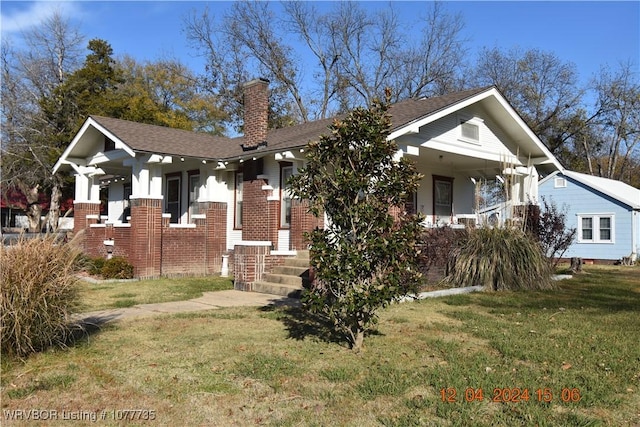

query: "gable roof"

left=541, top=170, right=640, bottom=209
left=55, top=86, right=561, bottom=172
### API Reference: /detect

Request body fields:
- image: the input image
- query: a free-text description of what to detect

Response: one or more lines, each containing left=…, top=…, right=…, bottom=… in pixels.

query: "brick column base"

left=233, top=243, right=270, bottom=291
left=73, top=202, right=101, bottom=235
left=130, top=198, right=162, bottom=278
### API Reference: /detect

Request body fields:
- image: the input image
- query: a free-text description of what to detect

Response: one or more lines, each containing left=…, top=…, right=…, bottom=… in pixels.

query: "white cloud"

left=1, top=1, right=84, bottom=35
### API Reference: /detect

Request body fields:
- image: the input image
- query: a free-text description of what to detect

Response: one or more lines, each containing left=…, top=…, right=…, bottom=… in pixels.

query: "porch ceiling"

left=413, top=146, right=505, bottom=178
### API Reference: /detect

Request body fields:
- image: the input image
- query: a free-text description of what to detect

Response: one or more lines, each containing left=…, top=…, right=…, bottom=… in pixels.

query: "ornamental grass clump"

left=446, top=226, right=555, bottom=291
left=1, top=235, right=80, bottom=358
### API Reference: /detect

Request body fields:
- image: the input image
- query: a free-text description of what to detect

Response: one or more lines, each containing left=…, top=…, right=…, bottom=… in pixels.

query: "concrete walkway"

left=75, top=290, right=299, bottom=326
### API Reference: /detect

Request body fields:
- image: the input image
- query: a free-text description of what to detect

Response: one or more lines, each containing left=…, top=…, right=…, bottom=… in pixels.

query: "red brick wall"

left=290, top=199, right=323, bottom=250
left=130, top=198, right=162, bottom=278
left=112, top=226, right=132, bottom=258
left=82, top=224, right=132, bottom=259
left=204, top=202, right=227, bottom=274
left=83, top=225, right=105, bottom=258
left=242, top=179, right=278, bottom=244
left=75, top=199, right=230, bottom=279
left=161, top=226, right=207, bottom=276
left=233, top=243, right=270, bottom=290
left=73, top=202, right=100, bottom=236
left=243, top=79, right=269, bottom=148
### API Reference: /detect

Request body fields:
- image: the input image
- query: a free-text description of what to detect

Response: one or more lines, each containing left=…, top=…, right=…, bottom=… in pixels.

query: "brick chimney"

left=242, top=78, right=269, bottom=151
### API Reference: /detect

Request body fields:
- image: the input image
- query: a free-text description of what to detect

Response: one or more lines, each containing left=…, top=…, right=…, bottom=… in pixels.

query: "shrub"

left=289, top=92, right=424, bottom=351
left=1, top=235, right=80, bottom=358
left=445, top=226, right=555, bottom=291
left=418, top=226, right=469, bottom=281
left=100, top=256, right=134, bottom=279
left=527, top=197, right=576, bottom=268
left=76, top=254, right=105, bottom=276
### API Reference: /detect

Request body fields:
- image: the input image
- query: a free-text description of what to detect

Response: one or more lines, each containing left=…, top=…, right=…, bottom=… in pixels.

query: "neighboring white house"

left=539, top=170, right=640, bottom=262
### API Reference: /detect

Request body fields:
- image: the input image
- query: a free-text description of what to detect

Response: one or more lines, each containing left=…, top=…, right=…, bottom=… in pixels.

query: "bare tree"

left=1, top=11, right=84, bottom=231
left=184, top=1, right=468, bottom=129
left=472, top=47, right=586, bottom=157
left=588, top=62, right=640, bottom=181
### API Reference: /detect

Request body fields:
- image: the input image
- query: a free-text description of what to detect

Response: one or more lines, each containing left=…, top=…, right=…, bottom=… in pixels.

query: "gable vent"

left=554, top=177, right=567, bottom=188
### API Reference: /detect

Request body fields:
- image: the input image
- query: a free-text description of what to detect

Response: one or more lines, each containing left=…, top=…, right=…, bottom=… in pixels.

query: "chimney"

left=242, top=78, right=269, bottom=151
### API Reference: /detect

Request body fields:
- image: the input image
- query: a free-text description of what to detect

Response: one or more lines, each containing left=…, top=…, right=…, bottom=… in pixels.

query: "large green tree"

left=289, top=91, right=424, bottom=352
left=116, top=56, right=227, bottom=135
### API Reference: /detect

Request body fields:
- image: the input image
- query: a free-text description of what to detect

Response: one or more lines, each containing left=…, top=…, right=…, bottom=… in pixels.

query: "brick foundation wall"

left=83, top=225, right=105, bottom=258
left=161, top=226, right=207, bottom=276
left=75, top=198, right=229, bottom=279
left=82, top=224, right=132, bottom=259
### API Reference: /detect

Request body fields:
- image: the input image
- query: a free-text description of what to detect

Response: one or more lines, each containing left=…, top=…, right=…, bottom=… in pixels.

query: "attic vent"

left=104, top=136, right=116, bottom=152
left=459, top=117, right=482, bottom=142
left=461, top=122, right=479, bottom=141
left=554, top=177, right=567, bottom=188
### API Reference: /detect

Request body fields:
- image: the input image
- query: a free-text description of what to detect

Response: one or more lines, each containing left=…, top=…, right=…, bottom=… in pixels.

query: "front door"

left=433, top=175, right=453, bottom=224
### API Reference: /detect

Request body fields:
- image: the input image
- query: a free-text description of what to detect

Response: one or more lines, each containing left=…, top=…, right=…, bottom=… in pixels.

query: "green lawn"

left=2, top=266, right=639, bottom=426
left=76, top=275, right=234, bottom=312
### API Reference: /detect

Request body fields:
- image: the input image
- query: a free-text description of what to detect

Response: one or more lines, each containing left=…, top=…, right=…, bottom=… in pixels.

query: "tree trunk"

left=46, top=184, right=62, bottom=232
left=352, top=329, right=365, bottom=352
left=570, top=257, right=582, bottom=273
left=17, top=182, right=42, bottom=232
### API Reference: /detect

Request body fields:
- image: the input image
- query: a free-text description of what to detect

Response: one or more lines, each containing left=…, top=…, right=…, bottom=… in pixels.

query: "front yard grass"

left=76, top=275, right=234, bottom=312
left=2, top=265, right=638, bottom=426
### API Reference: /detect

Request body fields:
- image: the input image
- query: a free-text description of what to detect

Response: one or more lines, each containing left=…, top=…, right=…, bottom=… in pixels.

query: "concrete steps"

left=253, top=251, right=310, bottom=298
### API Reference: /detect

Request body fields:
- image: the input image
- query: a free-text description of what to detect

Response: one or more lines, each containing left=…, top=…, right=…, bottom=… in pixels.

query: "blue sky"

left=2, top=1, right=638, bottom=89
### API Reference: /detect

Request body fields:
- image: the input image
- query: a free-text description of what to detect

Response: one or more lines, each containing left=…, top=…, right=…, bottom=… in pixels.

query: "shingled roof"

left=89, top=86, right=493, bottom=161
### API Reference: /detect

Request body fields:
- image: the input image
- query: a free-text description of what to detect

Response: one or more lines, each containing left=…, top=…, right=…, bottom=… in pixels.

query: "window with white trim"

left=188, top=171, right=200, bottom=220
left=577, top=214, right=614, bottom=243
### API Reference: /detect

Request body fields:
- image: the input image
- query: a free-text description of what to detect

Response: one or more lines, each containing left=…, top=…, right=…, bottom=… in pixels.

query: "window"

left=581, top=217, right=593, bottom=240
left=554, top=177, right=567, bottom=188
left=235, top=172, right=243, bottom=229
left=165, top=173, right=181, bottom=223
left=188, top=170, right=200, bottom=220
left=578, top=214, right=614, bottom=243
left=599, top=217, right=611, bottom=241
left=280, top=164, right=293, bottom=228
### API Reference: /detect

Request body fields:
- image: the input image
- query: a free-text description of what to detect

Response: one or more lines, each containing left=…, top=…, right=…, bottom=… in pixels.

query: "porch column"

left=242, top=176, right=279, bottom=245
left=73, top=171, right=102, bottom=235
left=129, top=197, right=162, bottom=278
left=199, top=170, right=228, bottom=274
